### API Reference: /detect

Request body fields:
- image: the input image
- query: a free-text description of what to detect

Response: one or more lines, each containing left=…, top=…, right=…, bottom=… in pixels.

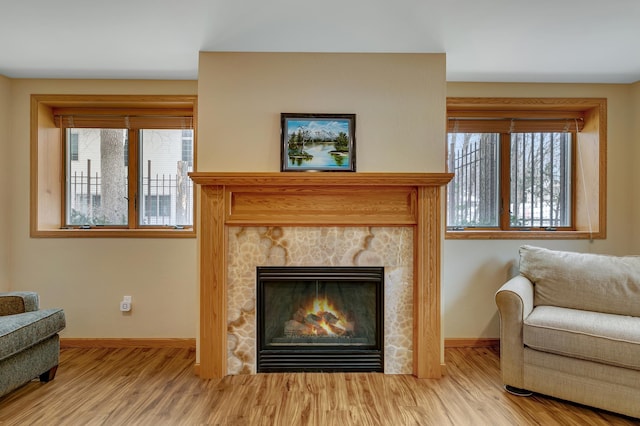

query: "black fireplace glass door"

left=257, top=266, right=384, bottom=372
left=262, top=279, right=378, bottom=348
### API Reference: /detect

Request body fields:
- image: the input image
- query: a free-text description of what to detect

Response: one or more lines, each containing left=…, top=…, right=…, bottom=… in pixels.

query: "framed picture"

left=281, top=113, right=356, bottom=172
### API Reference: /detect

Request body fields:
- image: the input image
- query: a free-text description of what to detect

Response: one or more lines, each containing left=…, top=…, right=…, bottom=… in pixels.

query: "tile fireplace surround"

left=189, top=172, right=453, bottom=379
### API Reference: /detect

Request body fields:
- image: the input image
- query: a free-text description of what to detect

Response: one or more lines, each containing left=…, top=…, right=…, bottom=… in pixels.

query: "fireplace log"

left=319, top=311, right=339, bottom=324
left=305, top=313, right=321, bottom=323
left=327, top=323, right=346, bottom=336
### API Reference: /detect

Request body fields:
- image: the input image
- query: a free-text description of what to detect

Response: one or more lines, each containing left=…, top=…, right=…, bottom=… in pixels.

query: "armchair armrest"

left=0, top=292, right=40, bottom=316
left=495, top=275, right=534, bottom=388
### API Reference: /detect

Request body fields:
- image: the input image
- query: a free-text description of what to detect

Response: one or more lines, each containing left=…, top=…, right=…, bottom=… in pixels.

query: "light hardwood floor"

left=0, top=346, right=637, bottom=425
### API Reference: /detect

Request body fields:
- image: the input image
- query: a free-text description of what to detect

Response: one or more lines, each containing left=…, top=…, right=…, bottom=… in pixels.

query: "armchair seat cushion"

left=524, top=305, right=640, bottom=371
left=0, top=308, right=66, bottom=361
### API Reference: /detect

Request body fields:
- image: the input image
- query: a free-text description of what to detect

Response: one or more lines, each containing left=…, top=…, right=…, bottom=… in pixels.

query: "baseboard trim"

left=60, top=338, right=196, bottom=349
left=444, top=338, right=499, bottom=348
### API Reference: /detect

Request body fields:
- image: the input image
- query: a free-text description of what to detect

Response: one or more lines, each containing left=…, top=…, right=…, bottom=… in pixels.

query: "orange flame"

left=304, top=298, right=347, bottom=336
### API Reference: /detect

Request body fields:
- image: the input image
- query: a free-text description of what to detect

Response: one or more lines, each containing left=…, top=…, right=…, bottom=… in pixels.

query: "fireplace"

left=189, top=172, right=453, bottom=379
left=256, top=266, right=384, bottom=372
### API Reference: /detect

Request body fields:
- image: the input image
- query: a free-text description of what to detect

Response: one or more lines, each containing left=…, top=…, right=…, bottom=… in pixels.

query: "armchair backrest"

left=519, top=245, right=640, bottom=317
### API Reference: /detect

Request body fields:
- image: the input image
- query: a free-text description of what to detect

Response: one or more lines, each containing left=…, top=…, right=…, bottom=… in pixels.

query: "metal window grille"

left=510, top=132, right=571, bottom=228
left=447, top=131, right=572, bottom=230
left=68, top=170, right=102, bottom=224
left=142, top=171, right=193, bottom=226
left=447, top=133, right=499, bottom=227
left=68, top=166, right=193, bottom=226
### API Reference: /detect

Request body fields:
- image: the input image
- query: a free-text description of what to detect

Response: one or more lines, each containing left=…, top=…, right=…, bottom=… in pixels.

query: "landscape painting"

left=281, top=113, right=356, bottom=172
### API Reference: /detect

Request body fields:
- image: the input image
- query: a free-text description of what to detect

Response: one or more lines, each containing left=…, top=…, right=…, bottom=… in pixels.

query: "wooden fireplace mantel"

left=190, top=172, right=453, bottom=379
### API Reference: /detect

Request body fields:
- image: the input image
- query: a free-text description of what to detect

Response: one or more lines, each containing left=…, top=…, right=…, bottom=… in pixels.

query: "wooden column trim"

left=414, top=186, right=442, bottom=378
left=199, top=185, right=227, bottom=378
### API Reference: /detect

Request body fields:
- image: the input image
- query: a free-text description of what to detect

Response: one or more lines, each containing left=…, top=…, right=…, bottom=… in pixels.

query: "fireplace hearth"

left=257, top=266, right=384, bottom=372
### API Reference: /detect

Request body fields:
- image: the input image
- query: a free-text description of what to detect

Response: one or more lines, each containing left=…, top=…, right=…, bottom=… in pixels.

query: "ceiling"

left=1, top=0, right=639, bottom=83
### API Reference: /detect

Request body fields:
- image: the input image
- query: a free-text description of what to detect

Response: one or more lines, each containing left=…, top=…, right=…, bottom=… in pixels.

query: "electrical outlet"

left=120, top=296, right=132, bottom=312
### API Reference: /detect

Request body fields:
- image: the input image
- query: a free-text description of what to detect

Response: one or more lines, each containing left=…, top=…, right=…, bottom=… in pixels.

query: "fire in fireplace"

left=256, top=266, right=384, bottom=372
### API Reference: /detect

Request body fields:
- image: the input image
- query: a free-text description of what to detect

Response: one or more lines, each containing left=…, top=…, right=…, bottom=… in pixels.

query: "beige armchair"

left=496, top=246, right=640, bottom=418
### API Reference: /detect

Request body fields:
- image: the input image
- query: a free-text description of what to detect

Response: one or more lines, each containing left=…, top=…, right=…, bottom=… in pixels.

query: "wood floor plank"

left=0, top=346, right=637, bottom=425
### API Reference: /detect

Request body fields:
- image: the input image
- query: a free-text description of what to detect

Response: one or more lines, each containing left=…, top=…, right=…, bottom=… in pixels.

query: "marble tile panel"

left=226, top=226, right=413, bottom=374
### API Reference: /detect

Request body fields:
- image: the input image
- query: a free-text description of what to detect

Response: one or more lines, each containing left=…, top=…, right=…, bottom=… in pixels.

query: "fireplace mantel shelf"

left=190, top=172, right=454, bottom=187
left=192, top=171, right=453, bottom=380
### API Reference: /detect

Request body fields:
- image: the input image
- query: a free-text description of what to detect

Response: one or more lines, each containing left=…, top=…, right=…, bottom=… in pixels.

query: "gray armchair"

left=0, top=292, right=66, bottom=397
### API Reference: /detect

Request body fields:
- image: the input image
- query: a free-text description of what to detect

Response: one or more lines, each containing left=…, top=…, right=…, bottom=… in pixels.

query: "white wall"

left=9, top=79, right=198, bottom=337
left=0, top=75, right=10, bottom=292
left=632, top=81, right=640, bottom=253
left=443, top=82, right=636, bottom=339
left=197, top=52, right=447, bottom=172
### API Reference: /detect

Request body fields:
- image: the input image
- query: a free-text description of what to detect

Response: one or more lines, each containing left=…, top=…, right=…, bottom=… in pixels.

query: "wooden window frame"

left=31, top=94, right=197, bottom=238
left=445, top=97, right=606, bottom=240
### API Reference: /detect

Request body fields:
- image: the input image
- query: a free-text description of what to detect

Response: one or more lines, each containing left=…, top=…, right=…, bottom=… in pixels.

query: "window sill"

left=445, top=230, right=602, bottom=240
left=30, top=228, right=196, bottom=239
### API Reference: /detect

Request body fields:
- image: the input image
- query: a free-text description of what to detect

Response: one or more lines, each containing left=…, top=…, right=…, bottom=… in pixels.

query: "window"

left=510, top=132, right=572, bottom=228
left=62, top=126, right=193, bottom=229
left=65, top=128, right=129, bottom=226
left=31, top=95, right=197, bottom=237
left=447, top=133, right=500, bottom=228
left=446, top=97, right=606, bottom=239
left=448, top=131, right=574, bottom=230
left=140, top=129, right=193, bottom=226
